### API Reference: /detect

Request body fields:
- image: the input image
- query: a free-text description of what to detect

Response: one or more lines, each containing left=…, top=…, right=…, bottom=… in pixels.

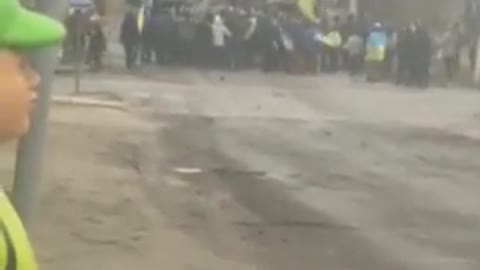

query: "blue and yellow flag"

left=297, top=0, right=318, bottom=22
left=137, top=5, right=145, bottom=33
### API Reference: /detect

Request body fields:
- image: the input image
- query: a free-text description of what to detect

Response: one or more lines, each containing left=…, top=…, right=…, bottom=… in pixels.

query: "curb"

left=51, top=96, right=127, bottom=111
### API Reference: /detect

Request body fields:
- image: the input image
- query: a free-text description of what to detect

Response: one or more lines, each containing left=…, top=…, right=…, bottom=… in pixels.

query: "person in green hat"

left=0, top=1, right=65, bottom=270
left=0, top=0, right=65, bottom=48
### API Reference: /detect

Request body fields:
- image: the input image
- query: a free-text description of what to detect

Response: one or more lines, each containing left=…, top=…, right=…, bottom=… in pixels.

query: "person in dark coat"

left=327, top=16, right=342, bottom=73
left=141, top=16, right=156, bottom=63
left=120, top=9, right=141, bottom=69
left=411, top=23, right=432, bottom=88
left=195, top=14, right=214, bottom=67
left=245, top=10, right=270, bottom=68
left=395, top=27, right=413, bottom=85
left=344, top=29, right=364, bottom=76
left=340, top=14, right=356, bottom=70
left=177, top=13, right=197, bottom=65
left=87, top=20, right=106, bottom=71
left=283, top=15, right=311, bottom=74
left=223, top=7, right=249, bottom=69
left=63, top=8, right=90, bottom=63
left=439, top=23, right=461, bottom=81
left=261, top=17, right=285, bottom=72
left=151, top=11, right=176, bottom=65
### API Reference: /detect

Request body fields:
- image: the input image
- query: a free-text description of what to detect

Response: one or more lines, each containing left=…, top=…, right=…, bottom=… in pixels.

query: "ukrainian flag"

left=137, top=4, right=145, bottom=33
left=297, top=0, right=318, bottom=22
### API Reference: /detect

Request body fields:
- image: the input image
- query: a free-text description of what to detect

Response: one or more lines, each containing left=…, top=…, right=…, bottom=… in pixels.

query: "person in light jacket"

left=211, top=14, right=231, bottom=69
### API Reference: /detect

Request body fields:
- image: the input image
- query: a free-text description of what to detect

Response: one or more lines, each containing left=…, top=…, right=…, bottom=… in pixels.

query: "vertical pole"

left=72, top=9, right=87, bottom=94
left=475, top=37, right=480, bottom=85
left=473, top=0, right=480, bottom=86
left=349, top=0, right=358, bottom=15
left=12, top=0, right=63, bottom=227
left=74, top=19, right=82, bottom=94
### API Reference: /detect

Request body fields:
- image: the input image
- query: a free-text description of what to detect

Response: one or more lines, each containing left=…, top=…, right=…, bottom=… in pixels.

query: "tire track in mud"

left=152, top=114, right=406, bottom=270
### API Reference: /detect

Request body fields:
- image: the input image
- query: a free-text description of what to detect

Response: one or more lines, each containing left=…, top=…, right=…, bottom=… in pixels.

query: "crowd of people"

left=114, top=2, right=474, bottom=88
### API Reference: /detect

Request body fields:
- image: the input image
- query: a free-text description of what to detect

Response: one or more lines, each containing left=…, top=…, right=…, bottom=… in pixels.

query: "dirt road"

left=146, top=71, right=480, bottom=270
left=4, top=71, right=480, bottom=270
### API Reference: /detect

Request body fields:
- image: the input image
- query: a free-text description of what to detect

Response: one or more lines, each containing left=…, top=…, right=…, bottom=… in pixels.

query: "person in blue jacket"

left=365, top=22, right=387, bottom=82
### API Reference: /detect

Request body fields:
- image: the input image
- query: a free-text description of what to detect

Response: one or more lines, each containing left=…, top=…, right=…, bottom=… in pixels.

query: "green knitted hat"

left=0, top=0, right=65, bottom=48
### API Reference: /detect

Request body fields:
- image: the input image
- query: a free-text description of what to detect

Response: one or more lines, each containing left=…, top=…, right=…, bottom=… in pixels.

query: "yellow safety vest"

left=0, top=191, right=38, bottom=270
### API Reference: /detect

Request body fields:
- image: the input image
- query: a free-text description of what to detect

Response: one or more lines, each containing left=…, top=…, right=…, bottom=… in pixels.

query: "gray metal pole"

left=74, top=18, right=82, bottom=94
left=349, top=0, right=358, bottom=15
left=12, top=0, right=64, bottom=226
left=72, top=9, right=90, bottom=94
left=474, top=37, right=480, bottom=85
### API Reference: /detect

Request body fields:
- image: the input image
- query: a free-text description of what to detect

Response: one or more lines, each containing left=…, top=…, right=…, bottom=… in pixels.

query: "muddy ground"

left=3, top=71, right=480, bottom=270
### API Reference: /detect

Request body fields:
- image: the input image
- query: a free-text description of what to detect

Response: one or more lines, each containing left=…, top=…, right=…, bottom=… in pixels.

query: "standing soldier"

left=0, top=1, right=65, bottom=270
